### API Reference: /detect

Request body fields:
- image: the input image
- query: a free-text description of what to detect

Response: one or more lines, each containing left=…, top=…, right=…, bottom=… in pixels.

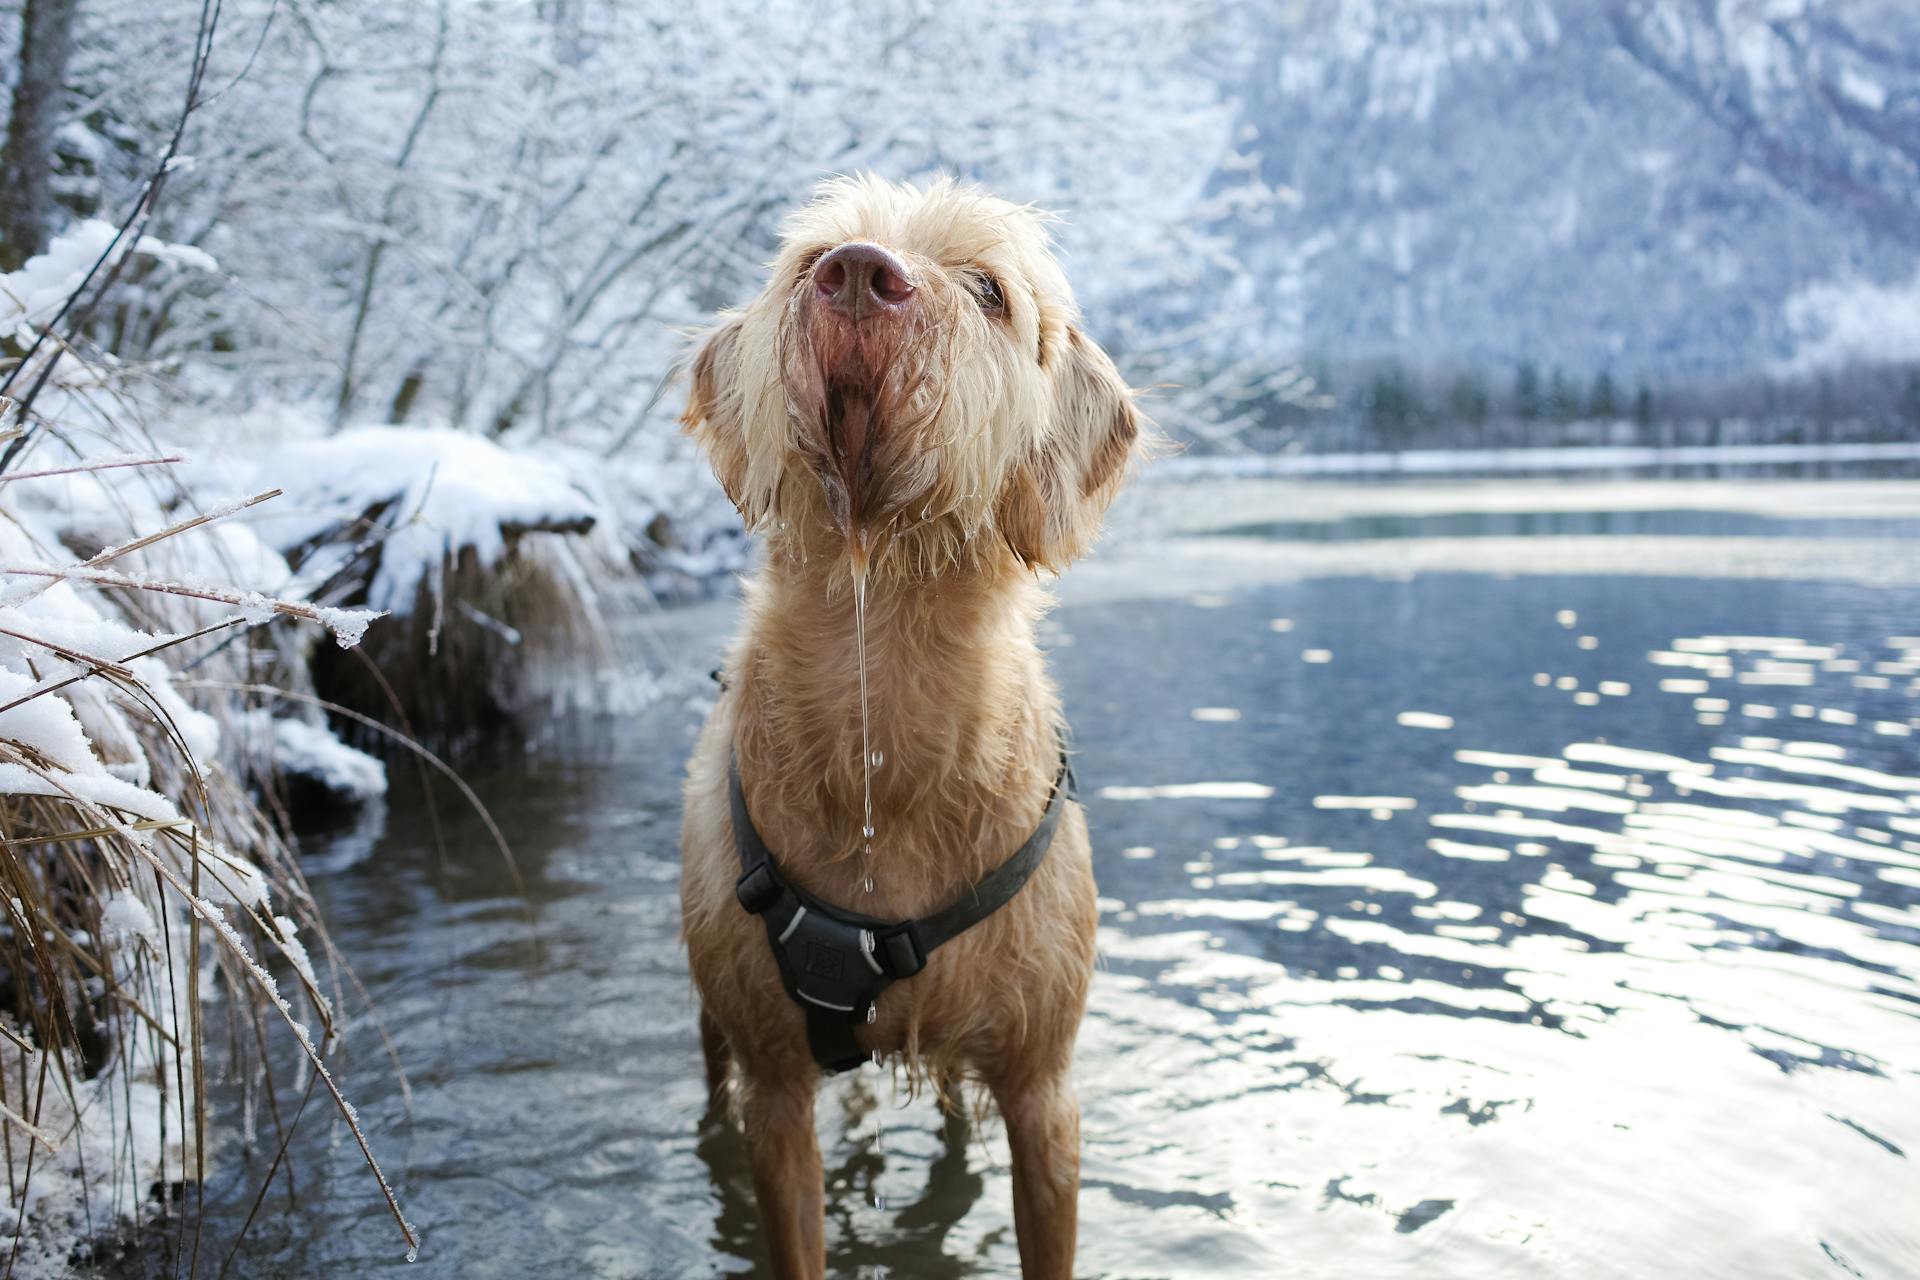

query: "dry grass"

left=0, top=19, right=458, bottom=1259
left=0, top=409, right=426, bottom=1272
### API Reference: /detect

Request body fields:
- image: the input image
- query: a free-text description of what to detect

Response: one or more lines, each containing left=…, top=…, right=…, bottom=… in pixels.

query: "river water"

left=172, top=477, right=1920, bottom=1278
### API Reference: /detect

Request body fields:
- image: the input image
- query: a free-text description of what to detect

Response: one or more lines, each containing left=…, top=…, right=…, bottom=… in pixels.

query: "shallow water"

left=168, top=481, right=1920, bottom=1277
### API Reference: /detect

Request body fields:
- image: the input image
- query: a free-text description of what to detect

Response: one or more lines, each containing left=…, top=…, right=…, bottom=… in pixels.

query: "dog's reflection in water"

left=698, top=1080, right=988, bottom=1277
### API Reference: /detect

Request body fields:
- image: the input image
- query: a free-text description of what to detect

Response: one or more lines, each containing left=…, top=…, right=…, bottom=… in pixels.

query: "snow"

left=3, top=560, right=383, bottom=652
left=1836, top=65, right=1887, bottom=111
left=0, top=667, right=106, bottom=775
left=242, top=710, right=387, bottom=799
left=1153, top=440, right=1920, bottom=480
left=310, top=603, right=382, bottom=649
left=0, top=403, right=348, bottom=1274
left=99, top=891, right=161, bottom=950
left=247, top=424, right=599, bottom=614
left=0, top=549, right=221, bottom=1261
left=130, top=654, right=223, bottom=762
left=272, top=915, right=326, bottom=1005
left=0, top=760, right=181, bottom=825
left=53, top=120, right=103, bottom=167
left=1732, top=19, right=1788, bottom=99
left=0, top=221, right=118, bottom=342
left=1779, top=269, right=1920, bottom=370
left=0, top=1042, right=180, bottom=1279
left=0, top=219, right=217, bottom=344
left=133, top=234, right=219, bottom=274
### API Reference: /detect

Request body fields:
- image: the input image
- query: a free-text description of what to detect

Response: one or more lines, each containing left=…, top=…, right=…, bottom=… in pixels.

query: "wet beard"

left=825, top=381, right=875, bottom=535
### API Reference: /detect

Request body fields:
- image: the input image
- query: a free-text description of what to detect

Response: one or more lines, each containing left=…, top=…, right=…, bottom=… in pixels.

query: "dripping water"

left=852, top=539, right=892, bottom=1231
left=852, top=547, right=876, bottom=896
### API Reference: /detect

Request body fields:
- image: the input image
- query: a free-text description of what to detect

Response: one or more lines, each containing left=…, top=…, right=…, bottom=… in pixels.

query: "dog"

left=679, top=175, right=1139, bottom=1279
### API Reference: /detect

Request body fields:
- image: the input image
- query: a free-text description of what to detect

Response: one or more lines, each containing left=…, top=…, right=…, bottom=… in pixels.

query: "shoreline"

left=1153, top=440, right=1920, bottom=479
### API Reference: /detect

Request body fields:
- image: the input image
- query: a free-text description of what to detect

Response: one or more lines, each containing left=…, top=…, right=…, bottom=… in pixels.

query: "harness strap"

left=727, top=745, right=1076, bottom=1074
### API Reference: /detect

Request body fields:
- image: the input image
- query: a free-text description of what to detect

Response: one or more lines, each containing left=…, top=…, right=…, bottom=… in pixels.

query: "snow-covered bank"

left=1157, top=440, right=1920, bottom=479
left=0, top=482, right=393, bottom=1273
left=1113, top=474, right=1920, bottom=540
left=178, top=415, right=737, bottom=737
left=0, top=227, right=413, bottom=1273
left=249, top=425, right=601, bottom=615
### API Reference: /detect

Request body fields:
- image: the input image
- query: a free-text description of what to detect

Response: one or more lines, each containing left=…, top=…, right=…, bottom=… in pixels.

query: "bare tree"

left=0, top=0, right=79, bottom=270
left=79, top=0, right=1273, bottom=452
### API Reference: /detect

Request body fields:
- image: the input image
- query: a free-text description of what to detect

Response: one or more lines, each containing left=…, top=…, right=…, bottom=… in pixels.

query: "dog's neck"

left=729, top=540, right=1062, bottom=907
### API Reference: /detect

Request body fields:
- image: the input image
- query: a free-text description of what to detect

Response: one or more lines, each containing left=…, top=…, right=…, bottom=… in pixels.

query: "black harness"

left=729, top=749, right=1075, bottom=1073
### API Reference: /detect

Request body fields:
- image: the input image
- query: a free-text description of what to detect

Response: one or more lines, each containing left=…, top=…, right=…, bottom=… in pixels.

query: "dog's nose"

left=812, top=243, right=916, bottom=318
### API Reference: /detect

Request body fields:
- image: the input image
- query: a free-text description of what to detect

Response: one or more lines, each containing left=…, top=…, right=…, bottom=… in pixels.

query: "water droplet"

left=853, top=560, right=878, bottom=899
left=870, top=749, right=885, bottom=769
left=866, top=1004, right=878, bottom=1023
left=405, top=1246, right=419, bottom=1264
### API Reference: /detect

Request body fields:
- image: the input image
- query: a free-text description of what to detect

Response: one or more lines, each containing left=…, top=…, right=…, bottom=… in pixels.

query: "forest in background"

left=6, top=0, right=1914, bottom=480
left=1260, top=355, right=1920, bottom=456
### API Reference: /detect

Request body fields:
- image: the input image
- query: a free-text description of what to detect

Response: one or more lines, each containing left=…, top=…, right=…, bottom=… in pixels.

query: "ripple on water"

left=1071, top=592, right=1920, bottom=1278
left=197, top=567, right=1920, bottom=1280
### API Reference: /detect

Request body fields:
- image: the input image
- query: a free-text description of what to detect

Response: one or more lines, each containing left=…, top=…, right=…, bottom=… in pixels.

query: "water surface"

left=167, top=479, right=1920, bottom=1278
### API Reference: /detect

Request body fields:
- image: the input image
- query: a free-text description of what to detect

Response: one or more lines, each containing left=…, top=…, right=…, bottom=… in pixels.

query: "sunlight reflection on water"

left=184, top=509, right=1920, bottom=1280
left=1067, top=583, right=1920, bottom=1279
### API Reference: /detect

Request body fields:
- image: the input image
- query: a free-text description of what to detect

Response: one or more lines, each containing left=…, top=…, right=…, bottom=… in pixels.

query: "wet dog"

left=679, top=175, right=1139, bottom=1279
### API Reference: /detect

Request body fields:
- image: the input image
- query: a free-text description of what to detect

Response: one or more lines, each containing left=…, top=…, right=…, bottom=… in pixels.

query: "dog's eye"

left=970, top=272, right=1005, bottom=314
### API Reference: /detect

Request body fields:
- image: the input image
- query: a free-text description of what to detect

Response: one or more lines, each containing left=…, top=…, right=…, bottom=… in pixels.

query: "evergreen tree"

left=1446, top=371, right=1490, bottom=429
left=1306, top=356, right=1333, bottom=402
left=1815, top=374, right=1836, bottom=438
left=1633, top=383, right=1654, bottom=431
left=0, top=0, right=80, bottom=271
left=1514, top=361, right=1540, bottom=421
left=1547, top=367, right=1580, bottom=422
left=1367, top=362, right=1419, bottom=446
left=1901, top=368, right=1920, bottom=430
left=1589, top=370, right=1617, bottom=420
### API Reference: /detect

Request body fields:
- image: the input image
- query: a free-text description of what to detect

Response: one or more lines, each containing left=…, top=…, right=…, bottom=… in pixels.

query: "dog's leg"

left=991, top=1069, right=1081, bottom=1280
left=699, top=1005, right=733, bottom=1111
left=741, top=1072, right=826, bottom=1279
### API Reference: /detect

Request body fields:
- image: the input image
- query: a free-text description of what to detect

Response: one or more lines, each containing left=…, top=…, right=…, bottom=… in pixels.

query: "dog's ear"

left=998, top=325, right=1141, bottom=571
left=682, top=316, right=757, bottom=521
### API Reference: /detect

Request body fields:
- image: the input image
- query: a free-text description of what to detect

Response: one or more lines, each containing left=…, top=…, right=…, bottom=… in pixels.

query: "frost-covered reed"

left=0, top=225, right=417, bottom=1274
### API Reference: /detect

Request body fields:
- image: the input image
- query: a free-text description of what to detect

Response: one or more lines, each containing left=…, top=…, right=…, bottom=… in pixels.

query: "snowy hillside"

left=1232, top=0, right=1920, bottom=378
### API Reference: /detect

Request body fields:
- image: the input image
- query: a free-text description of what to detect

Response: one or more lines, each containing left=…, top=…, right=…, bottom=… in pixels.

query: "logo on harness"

left=804, top=941, right=845, bottom=981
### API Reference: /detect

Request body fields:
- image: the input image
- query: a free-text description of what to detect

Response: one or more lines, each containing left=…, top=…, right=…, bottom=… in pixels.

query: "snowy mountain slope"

left=1232, top=0, right=1920, bottom=377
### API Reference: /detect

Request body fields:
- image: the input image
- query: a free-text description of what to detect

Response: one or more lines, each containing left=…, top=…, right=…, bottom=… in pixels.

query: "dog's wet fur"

left=680, top=175, right=1140, bottom=1279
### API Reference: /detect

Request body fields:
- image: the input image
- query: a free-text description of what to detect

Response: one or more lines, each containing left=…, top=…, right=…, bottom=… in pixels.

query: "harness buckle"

left=735, top=863, right=780, bottom=915
left=771, top=905, right=881, bottom=1017
left=878, top=923, right=926, bottom=978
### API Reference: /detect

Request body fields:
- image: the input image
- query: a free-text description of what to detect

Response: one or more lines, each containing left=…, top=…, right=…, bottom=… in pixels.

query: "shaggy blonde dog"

left=680, top=175, right=1139, bottom=1279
